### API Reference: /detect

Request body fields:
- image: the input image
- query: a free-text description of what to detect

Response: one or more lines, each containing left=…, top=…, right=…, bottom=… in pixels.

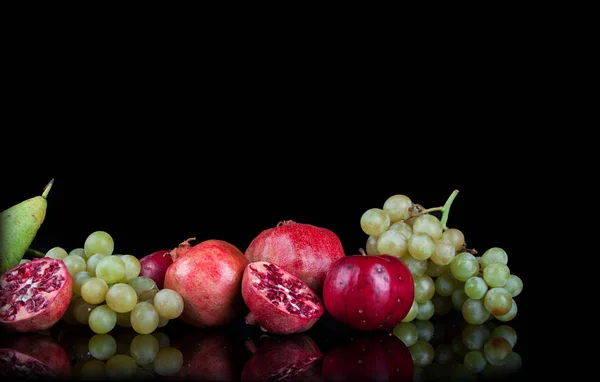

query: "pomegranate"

left=164, top=238, right=249, bottom=327
left=322, top=332, right=414, bottom=382
left=322, top=250, right=414, bottom=331
left=0, top=257, right=72, bottom=333
left=245, top=220, right=345, bottom=294
left=241, top=261, right=324, bottom=335
left=0, top=334, right=71, bottom=378
left=138, top=249, right=172, bottom=289
left=241, top=334, right=323, bottom=381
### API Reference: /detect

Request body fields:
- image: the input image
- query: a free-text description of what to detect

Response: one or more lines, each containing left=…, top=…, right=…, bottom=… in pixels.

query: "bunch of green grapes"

left=360, top=193, right=523, bottom=325
left=392, top=319, right=522, bottom=380
left=47, top=231, right=184, bottom=335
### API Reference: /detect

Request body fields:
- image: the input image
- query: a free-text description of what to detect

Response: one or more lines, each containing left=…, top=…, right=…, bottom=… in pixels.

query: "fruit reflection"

left=0, top=333, right=71, bottom=378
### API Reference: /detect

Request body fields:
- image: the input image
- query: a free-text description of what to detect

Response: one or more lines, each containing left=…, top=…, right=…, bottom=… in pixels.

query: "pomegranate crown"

left=169, top=237, right=196, bottom=260
left=276, top=220, right=296, bottom=227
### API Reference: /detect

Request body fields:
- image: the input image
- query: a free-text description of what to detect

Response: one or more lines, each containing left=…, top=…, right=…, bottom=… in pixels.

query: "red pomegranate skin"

left=241, top=335, right=323, bottom=382
left=139, top=249, right=172, bottom=289
left=0, top=258, right=73, bottom=333
left=322, top=332, right=413, bottom=382
left=0, top=334, right=71, bottom=378
left=322, top=254, right=414, bottom=332
left=245, top=220, right=346, bottom=294
left=164, top=238, right=249, bottom=328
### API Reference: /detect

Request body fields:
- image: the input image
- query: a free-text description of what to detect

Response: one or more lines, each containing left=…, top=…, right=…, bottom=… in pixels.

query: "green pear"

left=0, top=179, right=54, bottom=273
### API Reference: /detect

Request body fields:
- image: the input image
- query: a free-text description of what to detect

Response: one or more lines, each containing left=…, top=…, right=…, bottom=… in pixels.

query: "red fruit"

left=322, top=332, right=413, bottom=382
left=241, top=335, right=323, bottom=382
left=0, top=258, right=72, bottom=333
left=0, top=334, right=71, bottom=378
left=241, top=261, right=324, bottom=335
left=139, top=249, right=172, bottom=289
left=245, top=220, right=345, bottom=295
left=164, top=238, right=249, bottom=327
left=322, top=251, right=414, bottom=331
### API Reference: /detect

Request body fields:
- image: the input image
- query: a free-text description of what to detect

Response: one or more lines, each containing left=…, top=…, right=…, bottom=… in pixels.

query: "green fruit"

left=0, top=179, right=54, bottom=273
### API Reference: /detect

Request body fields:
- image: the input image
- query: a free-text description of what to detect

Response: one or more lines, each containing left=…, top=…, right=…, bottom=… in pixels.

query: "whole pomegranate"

left=241, top=334, right=323, bottom=381
left=322, top=250, right=414, bottom=331
left=245, top=220, right=345, bottom=294
left=0, top=258, right=72, bottom=333
left=0, top=334, right=71, bottom=379
left=322, top=332, right=413, bottom=382
left=164, top=238, right=249, bottom=327
left=138, top=249, right=172, bottom=289
left=241, top=261, right=324, bottom=335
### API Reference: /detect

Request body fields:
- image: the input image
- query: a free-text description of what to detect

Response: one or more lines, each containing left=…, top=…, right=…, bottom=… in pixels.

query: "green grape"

left=494, top=298, right=517, bottom=322
left=490, top=325, right=517, bottom=348
left=80, top=359, right=105, bottom=379
left=73, top=297, right=98, bottom=325
left=106, top=283, right=138, bottom=313
left=130, top=334, right=160, bottom=365
left=461, top=324, right=491, bottom=350
left=45, top=246, right=68, bottom=260
left=153, top=289, right=184, bottom=320
left=415, top=300, right=434, bottom=321
left=430, top=240, right=456, bottom=265
left=450, top=252, right=479, bottom=282
left=441, top=228, right=465, bottom=251
left=401, top=299, right=418, bottom=322
left=464, top=277, right=488, bottom=300
left=408, top=340, right=435, bottom=367
left=392, top=322, right=419, bottom=346
left=383, top=194, right=412, bottom=222
left=130, top=301, right=160, bottom=334
left=88, top=304, right=117, bottom=334
left=413, top=319, right=434, bottom=342
left=104, top=354, right=137, bottom=380
left=451, top=335, right=469, bottom=357
left=96, top=256, right=126, bottom=284
left=69, top=248, right=87, bottom=259
left=503, top=351, right=523, bottom=374
left=411, top=214, right=443, bottom=241
left=464, top=350, right=487, bottom=373
left=483, top=263, right=510, bottom=287
left=116, top=311, right=132, bottom=327
left=434, top=273, right=456, bottom=297
left=480, top=247, right=508, bottom=268
left=158, top=316, right=169, bottom=328
left=360, top=208, right=390, bottom=236
left=376, top=229, right=408, bottom=257
left=425, top=261, right=448, bottom=278
left=88, top=333, right=117, bottom=361
left=388, top=221, right=412, bottom=240
left=451, top=285, right=469, bottom=311
left=434, top=344, right=454, bottom=365
left=401, top=256, right=427, bottom=277
left=483, top=337, right=512, bottom=365
left=365, top=236, right=379, bottom=255
left=152, top=332, right=170, bottom=348
left=503, top=274, right=523, bottom=297
left=128, top=276, right=159, bottom=301
left=413, top=275, right=435, bottom=303
left=84, top=231, right=115, bottom=258
left=73, top=271, right=92, bottom=296
left=81, top=277, right=109, bottom=305
left=462, top=299, right=490, bottom=324
left=152, top=347, right=184, bottom=377
left=63, top=255, right=88, bottom=277
left=484, top=288, right=513, bottom=316
left=450, top=364, right=478, bottom=381
left=87, top=254, right=108, bottom=277
left=431, top=294, right=453, bottom=316
left=407, top=232, right=435, bottom=260
left=117, top=255, right=141, bottom=283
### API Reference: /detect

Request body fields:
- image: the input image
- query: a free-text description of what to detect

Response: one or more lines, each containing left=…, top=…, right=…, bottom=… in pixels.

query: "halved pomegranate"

left=241, top=261, right=324, bottom=335
left=0, top=258, right=72, bottom=333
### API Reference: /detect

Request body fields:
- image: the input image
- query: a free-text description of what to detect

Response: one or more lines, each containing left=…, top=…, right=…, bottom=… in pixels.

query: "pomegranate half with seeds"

left=241, top=261, right=324, bottom=335
left=0, top=258, right=72, bottom=333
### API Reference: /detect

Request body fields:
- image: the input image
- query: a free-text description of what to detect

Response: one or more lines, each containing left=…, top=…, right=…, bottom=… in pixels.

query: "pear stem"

left=42, top=179, right=54, bottom=199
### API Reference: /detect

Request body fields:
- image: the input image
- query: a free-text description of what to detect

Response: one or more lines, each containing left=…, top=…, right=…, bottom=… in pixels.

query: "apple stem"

left=359, top=248, right=367, bottom=256
left=42, top=179, right=54, bottom=199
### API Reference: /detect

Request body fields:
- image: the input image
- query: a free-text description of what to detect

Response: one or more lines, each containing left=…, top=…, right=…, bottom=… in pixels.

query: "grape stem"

left=410, top=189, right=459, bottom=230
